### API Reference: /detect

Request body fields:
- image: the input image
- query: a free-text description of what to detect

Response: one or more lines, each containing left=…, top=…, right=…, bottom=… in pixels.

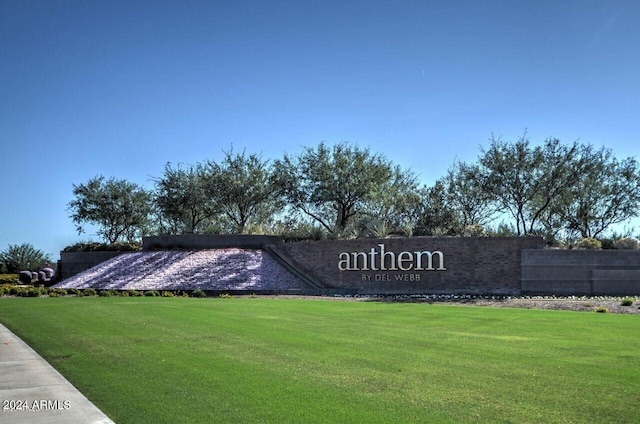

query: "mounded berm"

left=55, top=248, right=320, bottom=294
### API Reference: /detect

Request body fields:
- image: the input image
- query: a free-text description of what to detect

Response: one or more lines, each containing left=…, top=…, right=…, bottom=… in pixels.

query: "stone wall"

left=522, top=250, right=640, bottom=296
left=280, top=236, right=544, bottom=295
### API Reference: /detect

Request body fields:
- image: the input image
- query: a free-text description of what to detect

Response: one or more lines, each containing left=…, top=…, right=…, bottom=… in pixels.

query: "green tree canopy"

left=555, top=146, right=640, bottom=238
left=362, top=165, right=425, bottom=237
left=63, top=137, right=640, bottom=243
left=478, top=134, right=586, bottom=236
left=442, top=160, right=497, bottom=231
left=415, top=180, right=460, bottom=236
left=153, top=162, right=215, bottom=234
left=275, top=142, right=398, bottom=235
left=205, top=149, right=283, bottom=234
left=68, top=175, right=153, bottom=243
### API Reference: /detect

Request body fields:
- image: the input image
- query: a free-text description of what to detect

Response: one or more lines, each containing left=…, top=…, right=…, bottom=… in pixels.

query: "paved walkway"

left=0, top=324, right=114, bottom=423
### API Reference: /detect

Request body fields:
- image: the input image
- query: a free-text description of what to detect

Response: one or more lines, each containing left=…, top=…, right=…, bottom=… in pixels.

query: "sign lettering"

left=338, top=243, right=446, bottom=272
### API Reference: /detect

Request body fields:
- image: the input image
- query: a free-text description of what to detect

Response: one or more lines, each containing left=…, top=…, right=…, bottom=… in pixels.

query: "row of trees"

left=67, top=136, right=640, bottom=245
left=432, top=134, right=640, bottom=241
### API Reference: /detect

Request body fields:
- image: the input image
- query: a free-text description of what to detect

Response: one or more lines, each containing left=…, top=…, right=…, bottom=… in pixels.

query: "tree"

left=68, top=176, right=153, bottom=243
left=275, top=142, right=397, bottom=235
left=0, top=243, right=51, bottom=273
left=479, top=133, right=586, bottom=236
left=415, top=180, right=460, bottom=236
left=557, top=146, right=640, bottom=238
left=205, top=149, right=283, bottom=234
left=153, top=162, right=215, bottom=234
left=442, top=161, right=497, bottom=230
left=362, top=165, right=425, bottom=236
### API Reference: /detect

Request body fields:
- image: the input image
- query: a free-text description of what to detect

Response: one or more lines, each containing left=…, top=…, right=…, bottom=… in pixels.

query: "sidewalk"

left=0, top=324, right=114, bottom=424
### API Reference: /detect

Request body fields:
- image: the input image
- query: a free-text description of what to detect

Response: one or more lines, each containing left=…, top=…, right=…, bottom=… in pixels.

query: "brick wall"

left=280, top=236, right=544, bottom=295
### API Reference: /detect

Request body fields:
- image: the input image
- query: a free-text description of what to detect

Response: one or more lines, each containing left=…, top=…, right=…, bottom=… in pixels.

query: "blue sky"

left=1, top=0, right=639, bottom=258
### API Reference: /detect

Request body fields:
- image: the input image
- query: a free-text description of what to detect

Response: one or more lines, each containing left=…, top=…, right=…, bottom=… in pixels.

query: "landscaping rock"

left=42, top=267, right=55, bottom=279
left=54, top=249, right=307, bottom=292
left=19, top=271, right=33, bottom=284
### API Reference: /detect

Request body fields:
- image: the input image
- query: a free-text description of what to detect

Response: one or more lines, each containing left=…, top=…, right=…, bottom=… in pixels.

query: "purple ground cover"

left=54, top=249, right=306, bottom=291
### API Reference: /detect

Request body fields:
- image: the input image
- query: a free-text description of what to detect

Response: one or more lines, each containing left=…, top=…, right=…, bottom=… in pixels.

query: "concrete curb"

left=0, top=324, right=115, bottom=423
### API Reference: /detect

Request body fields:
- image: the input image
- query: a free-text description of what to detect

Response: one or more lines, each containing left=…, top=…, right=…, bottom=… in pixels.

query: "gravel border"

left=261, top=294, right=640, bottom=314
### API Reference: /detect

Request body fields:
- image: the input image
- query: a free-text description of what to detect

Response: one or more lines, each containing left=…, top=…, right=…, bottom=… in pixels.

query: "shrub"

left=219, top=293, right=233, bottom=299
left=612, top=238, right=639, bottom=250
left=594, top=306, right=609, bottom=313
left=99, top=290, right=113, bottom=297
left=127, top=290, right=143, bottom=297
left=62, top=241, right=142, bottom=252
left=621, top=298, right=634, bottom=306
left=82, top=288, right=97, bottom=296
left=367, top=219, right=392, bottom=238
left=68, top=288, right=81, bottom=296
left=13, top=286, right=38, bottom=297
left=144, top=290, right=160, bottom=297
left=577, top=238, right=602, bottom=250
left=0, top=243, right=52, bottom=273
left=190, top=289, right=207, bottom=298
left=48, top=288, right=67, bottom=297
left=278, top=221, right=327, bottom=242
left=462, top=224, right=487, bottom=237
left=0, top=274, right=18, bottom=285
left=161, top=291, right=175, bottom=297
left=599, top=238, right=615, bottom=250
left=26, top=288, right=41, bottom=297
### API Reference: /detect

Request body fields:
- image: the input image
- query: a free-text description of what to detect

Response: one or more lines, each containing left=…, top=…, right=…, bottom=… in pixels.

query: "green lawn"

left=0, top=297, right=638, bottom=423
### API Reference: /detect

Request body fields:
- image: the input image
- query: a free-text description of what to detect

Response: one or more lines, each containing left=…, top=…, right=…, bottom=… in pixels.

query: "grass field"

left=0, top=297, right=638, bottom=423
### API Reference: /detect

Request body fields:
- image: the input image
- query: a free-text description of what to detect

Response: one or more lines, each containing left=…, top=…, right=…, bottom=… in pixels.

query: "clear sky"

left=1, top=0, right=639, bottom=258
